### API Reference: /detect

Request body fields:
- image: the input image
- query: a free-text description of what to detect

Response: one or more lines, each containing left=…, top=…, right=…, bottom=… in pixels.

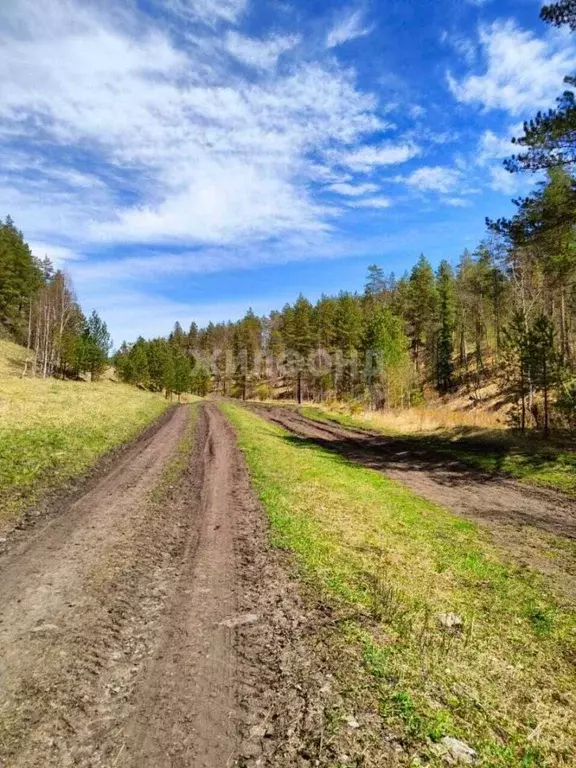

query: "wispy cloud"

left=448, top=20, right=576, bottom=114
left=327, top=182, right=379, bottom=196
left=443, top=197, right=470, bottom=207
left=0, top=0, right=397, bottom=253
left=338, top=143, right=420, bottom=172
left=348, top=196, right=390, bottom=209
left=326, top=9, right=374, bottom=49
left=489, top=166, right=519, bottom=194
left=29, top=242, right=82, bottom=266
left=224, top=31, right=300, bottom=69
left=164, top=0, right=248, bottom=25
left=400, top=166, right=462, bottom=193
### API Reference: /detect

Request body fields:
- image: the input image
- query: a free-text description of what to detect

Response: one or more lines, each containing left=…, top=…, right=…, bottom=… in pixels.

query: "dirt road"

left=0, top=402, right=367, bottom=768
left=248, top=404, right=576, bottom=599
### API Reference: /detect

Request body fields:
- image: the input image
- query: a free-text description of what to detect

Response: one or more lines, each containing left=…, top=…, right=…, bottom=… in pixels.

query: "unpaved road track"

left=0, top=402, right=366, bottom=768
left=249, top=405, right=576, bottom=540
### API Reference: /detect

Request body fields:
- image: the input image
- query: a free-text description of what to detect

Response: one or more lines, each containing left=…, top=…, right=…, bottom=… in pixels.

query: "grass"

left=0, top=340, right=171, bottom=531
left=300, top=404, right=576, bottom=497
left=223, top=402, right=576, bottom=767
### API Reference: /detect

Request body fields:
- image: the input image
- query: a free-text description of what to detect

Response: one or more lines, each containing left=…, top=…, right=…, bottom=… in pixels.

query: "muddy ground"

left=247, top=404, right=576, bottom=601
left=0, top=403, right=395, bottom=768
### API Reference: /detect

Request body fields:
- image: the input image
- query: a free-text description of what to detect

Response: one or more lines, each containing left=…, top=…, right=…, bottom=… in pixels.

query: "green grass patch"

left=223, top=402, right=576, bottom=767
left=301, top=405, right=576, bottom=497
left=0, top=340, right=170, bottom=529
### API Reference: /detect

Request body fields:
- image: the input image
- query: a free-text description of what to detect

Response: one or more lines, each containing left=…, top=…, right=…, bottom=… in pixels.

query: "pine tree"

left=528, top=314, right=558, bottom=436
left=406, top=255, right=437, bottom=375
left=502, top=312, right=531, bottom=433
left=436, top=260, right=456, bottom=394
left=169, top=321, right=186, bottom=350
left=507, top=3, right=576, bottom=171
left=0, top=215, right=44, bottom=338
left=287, top=295, right=314, bottom=403
left=365, top=264, right=386, bottom=298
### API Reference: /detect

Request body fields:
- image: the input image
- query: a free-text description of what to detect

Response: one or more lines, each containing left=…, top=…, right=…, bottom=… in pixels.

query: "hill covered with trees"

left=0, top=215, right=111, bottom=380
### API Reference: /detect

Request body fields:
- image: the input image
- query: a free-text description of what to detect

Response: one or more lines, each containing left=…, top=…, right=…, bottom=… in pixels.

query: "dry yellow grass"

left=0, top=340, right=170, bottom=532
left=349, top=404, right=505, bottom=434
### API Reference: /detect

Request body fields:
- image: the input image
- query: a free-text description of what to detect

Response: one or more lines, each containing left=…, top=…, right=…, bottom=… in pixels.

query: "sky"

left=1, top=0, right=574, bottom=344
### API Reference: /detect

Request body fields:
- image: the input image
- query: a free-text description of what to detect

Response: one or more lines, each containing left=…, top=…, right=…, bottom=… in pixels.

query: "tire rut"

left=121, top=402, right=238, bottom=767
left=0, top=405, right=191, bottom=766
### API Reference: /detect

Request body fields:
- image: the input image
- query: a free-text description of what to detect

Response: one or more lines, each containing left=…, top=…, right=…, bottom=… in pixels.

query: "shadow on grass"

left=300, top=406, right=576, bottom=485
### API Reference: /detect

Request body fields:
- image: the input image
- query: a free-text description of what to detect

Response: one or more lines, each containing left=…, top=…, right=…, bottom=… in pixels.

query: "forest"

left=0, top=215, right=112, bottom=380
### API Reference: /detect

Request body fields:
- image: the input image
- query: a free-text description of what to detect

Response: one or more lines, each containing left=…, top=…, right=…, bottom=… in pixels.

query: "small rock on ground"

left=437, top=736, right=477, bottom=764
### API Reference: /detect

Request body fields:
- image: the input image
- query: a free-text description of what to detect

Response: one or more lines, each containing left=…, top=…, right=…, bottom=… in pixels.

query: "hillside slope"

left=0, top=340, right=170, bottom=534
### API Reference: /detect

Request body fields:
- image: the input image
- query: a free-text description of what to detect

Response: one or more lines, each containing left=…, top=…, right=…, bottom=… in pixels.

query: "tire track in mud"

left=1, top=401, right=385, bottom=768
left=0, top=404, right=191, bottom=766
left=122, top=402, right=238, bottom=767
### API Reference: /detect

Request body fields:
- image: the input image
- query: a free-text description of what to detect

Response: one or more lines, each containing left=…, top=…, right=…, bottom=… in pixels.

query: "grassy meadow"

left=223, top=402, right=576, bottom=767
left=0, top=340, right=170, bottom=532
left=300, top=404, right=576, bottom=497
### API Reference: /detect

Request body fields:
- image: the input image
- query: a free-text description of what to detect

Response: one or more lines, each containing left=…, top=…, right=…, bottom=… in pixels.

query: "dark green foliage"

left=436, top=261, right=455, bottom=394
left=75, top=311, right=112, bottom=380
left=365, top=264, right=386, bottom=298
left=541, top=0, right=576, bottom=30
left=406, top=255, right=437, bottom=374
left=190, top=364, right=211, bottom=396
left=115, top=335, right=196, bottom=399
left=0, top=215, right=43, bottom=337
left=527, top=315, right=558, bottom=436
left=506, top=2, right=576, bottom=172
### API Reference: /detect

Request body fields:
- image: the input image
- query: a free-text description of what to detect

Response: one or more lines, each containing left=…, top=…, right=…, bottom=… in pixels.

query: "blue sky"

left=1, top=0, right=574, bottom=343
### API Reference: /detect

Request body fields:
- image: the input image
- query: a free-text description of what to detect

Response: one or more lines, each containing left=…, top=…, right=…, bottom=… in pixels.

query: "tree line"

left=113, top=336, right=210, bottom=399
left=115, top=166, right=576, bottom=432
left=0, top=216, right=111, bottom=379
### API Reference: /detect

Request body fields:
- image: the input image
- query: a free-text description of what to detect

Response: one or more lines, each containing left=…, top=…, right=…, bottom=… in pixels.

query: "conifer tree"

left=406, top=255, right=437, bottom=375
left=436, top=260, right=456, bottom=394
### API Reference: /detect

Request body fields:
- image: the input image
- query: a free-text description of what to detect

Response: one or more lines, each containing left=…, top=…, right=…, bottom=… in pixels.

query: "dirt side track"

left=245, top=404, right=576, bottom=603
left=0, top=402, right=376, bottom=768
left=247, top=404, right=576, bottom=541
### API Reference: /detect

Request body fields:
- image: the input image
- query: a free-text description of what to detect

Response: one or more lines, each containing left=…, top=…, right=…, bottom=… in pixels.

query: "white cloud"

left=165, top=0, right=248, bottom=25
left=448, top=20, right=576, bottom=114
left=402, top=166, right=462, bottom=193
left=348, top=196, right=390, bottom=209
left=476, top=127, right=523, bottom=164
left=489, top=166, right=518, bottom=194
left=82, top=290, right=292, bottom=346
left=224, top=31, right=300, bottom=69
left=0, top=0, right=389, bottom=251
left=326, top=9, right=373, bottom=49
left=443, top=197, right=470, bottom=207
left=338, top=143, right=420, bottom=171
left=29, top=242, right=82, bottom=266
left=442, top=30, right=477, bottom=66
left=328, top=182, right=379, bottom=196
left=408, top=104, right=425, bottom=119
